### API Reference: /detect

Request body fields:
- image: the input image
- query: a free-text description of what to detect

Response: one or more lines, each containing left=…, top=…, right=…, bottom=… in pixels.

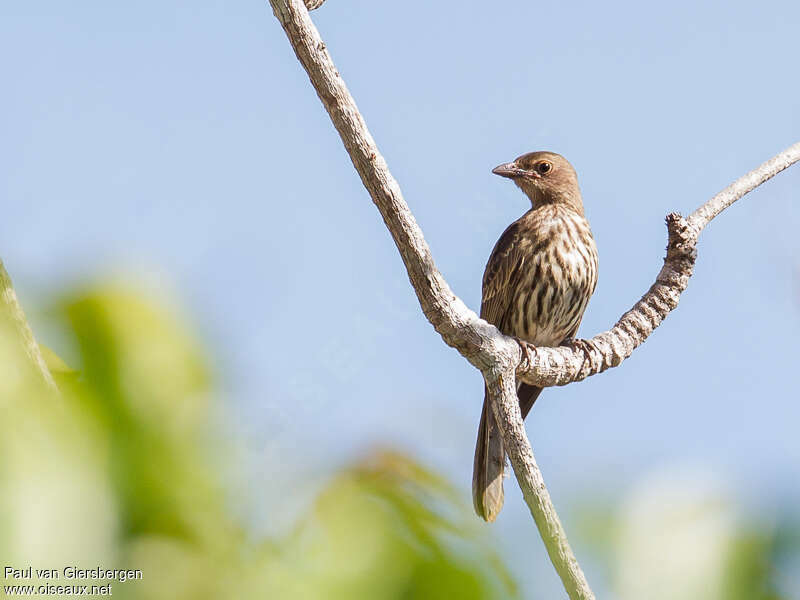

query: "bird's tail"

left=472, top=383, right=542, bottom=521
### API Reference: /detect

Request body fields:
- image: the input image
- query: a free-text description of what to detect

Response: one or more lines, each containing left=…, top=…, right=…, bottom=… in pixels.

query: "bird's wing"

left=480, top=216, right=532, bottom=331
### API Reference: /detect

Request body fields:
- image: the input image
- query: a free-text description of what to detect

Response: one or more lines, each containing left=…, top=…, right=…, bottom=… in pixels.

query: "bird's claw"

left=561, top=337, right=594, bottom=371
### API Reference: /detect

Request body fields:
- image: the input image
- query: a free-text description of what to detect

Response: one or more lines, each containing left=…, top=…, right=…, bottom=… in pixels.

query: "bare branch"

left=267, top=0, right=799, bottom=597
left=687, top=142, right=800, bottom=233
left=516, top=141, right=800, bottom=388
left=268, top=0, right=507, bottom=373
left=303, top=0, right=326, bottom=10
left=0, top=260, right=57, bottom=392
left=486, top=367, right=595, bottom=599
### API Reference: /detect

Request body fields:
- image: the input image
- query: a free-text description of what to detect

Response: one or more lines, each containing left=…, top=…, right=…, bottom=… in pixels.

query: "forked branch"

left=268, top=1, right=800, bottom=598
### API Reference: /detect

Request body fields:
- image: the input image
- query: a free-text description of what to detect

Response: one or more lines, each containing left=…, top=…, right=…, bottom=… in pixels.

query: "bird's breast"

left=508, top=212, right=598, bottom=346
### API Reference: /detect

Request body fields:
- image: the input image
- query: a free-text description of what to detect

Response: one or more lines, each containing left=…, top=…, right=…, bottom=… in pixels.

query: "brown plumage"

left=473, top=151, right=598, bottom=522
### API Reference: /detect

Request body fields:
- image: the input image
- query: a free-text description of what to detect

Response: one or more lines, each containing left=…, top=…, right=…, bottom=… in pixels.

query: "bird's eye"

left=536, top=162, right=552, bottom=175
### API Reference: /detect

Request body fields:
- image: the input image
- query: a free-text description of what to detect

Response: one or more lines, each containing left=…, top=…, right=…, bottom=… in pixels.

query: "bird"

left=473, top=151, right=598, bottom=522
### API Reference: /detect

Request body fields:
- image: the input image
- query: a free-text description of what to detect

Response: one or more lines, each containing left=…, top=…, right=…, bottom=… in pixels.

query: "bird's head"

left=492, top=151, right=583, bottom=213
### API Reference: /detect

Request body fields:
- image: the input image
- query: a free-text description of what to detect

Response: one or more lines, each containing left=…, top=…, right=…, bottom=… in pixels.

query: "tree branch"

left=687, top=143, right=800, bottom=232
left=267, top=1, right=799, bottom=597
left=515, top=142, right=800, bottom=388
left=486, top=367, right=594, bottom=598
left=268, top=0, right=506, bottom=373
left=0, top=259, right=57, bottom=392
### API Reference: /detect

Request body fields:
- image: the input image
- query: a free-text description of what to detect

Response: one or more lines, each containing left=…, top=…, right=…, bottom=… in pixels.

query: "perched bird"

left=473, top=151, right=598, bottom=521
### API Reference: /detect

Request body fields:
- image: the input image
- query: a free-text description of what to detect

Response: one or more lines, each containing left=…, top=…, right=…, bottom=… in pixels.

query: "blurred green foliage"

left=1, top=282, right=798, bottom=599
left=0, top=285, right=517, bottom=599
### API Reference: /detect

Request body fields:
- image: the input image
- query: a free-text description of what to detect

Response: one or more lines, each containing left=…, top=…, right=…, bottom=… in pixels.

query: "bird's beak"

left=492, top=162, right=527, bottom=179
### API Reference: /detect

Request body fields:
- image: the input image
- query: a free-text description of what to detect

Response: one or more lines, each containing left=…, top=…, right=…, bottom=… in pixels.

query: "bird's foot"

left=561, top=337, right=595, bottom=371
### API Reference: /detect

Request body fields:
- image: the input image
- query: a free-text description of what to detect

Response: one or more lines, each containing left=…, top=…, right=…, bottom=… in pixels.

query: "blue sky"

left=2, top=1, right=799, bottom=596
